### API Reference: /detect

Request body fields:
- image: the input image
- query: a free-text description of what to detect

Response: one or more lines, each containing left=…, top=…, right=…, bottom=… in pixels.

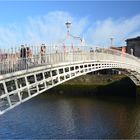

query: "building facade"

left=126, top=36, right=140, bottom=57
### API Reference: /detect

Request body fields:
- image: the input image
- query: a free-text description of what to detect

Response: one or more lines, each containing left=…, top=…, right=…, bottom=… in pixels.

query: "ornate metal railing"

left=0, top=45, right=140, bottom=75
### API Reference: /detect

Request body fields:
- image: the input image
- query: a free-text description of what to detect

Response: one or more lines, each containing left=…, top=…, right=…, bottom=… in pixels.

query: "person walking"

left=40, top=44, right=46, bottom=64
left=20, top=45, right=27, bottom=69
left=27, top=47, right=33, bottom=67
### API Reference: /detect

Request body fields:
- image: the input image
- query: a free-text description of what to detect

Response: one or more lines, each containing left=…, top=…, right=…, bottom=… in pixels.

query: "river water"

left=0, top=91, right=140, bottom=139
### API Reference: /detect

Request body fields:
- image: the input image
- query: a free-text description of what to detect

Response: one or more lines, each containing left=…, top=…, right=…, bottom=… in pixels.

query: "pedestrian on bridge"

left=20, top=45, right=27, bottom=69
left=40, top=44, right=46, bottom=64
left=27, top=47, right=33, bottom=66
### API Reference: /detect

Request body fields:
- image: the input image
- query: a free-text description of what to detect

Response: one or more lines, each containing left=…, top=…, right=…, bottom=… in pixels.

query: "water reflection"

left=57, top=99, right=76, bottom=135
left=0, top=93, right=140, bottom=139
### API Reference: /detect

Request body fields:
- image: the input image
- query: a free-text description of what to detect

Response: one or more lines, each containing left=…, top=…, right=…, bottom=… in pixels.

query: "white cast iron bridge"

left=0, top=45, right=140, bottom=115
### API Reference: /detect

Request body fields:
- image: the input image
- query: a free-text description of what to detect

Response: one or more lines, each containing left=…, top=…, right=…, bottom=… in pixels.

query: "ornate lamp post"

left=65, top=21, right=85, bottom=49
left=65, top=21, right=71, bottom=35
left=58, top=21, right=85, bottom=53
left=110, top=37, right=114, bottom=47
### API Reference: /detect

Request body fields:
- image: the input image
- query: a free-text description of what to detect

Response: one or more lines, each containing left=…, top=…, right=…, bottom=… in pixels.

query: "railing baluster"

left=0, top=45, right=140, bottom=76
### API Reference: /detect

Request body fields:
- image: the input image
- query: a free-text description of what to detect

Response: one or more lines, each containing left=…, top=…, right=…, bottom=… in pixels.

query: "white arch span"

left=0, top=48, right=140, bottom=115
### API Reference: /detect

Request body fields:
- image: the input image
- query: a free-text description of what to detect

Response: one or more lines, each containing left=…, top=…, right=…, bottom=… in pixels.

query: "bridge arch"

left=0, top=59, right=140, bottom=115
left=0, top=49, right=140, bottom=115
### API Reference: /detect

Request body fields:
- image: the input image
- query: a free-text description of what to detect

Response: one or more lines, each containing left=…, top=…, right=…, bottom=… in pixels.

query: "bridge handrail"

left=0, top=45, right=140, bottom=75
left=90, top=47, right=138, bottom=60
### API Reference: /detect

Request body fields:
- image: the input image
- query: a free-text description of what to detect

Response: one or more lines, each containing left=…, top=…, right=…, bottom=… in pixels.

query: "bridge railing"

left=0, top=45, right=140, bottom=75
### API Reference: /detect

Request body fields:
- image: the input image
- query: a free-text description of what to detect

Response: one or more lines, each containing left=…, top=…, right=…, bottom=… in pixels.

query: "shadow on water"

left=49, top=77, right=137, bottom=98
left=95, top=77, right=136, bottom=97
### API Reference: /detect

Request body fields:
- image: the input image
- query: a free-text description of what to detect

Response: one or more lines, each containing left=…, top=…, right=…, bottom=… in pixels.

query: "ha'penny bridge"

left=0, top=45, right=140, bottom=115
left=0, top=21, right=140, bottom=115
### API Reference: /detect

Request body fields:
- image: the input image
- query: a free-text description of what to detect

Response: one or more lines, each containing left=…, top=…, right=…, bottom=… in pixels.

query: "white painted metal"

left=0, top=46, right=140, bottom=115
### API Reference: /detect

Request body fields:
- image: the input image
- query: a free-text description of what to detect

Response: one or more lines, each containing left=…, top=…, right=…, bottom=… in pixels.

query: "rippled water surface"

left=0, top=92, right=140, bottom=139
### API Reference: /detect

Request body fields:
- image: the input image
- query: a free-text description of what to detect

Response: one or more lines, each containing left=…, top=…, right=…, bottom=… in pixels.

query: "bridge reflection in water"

left=0, top=45, right=140, bottom=115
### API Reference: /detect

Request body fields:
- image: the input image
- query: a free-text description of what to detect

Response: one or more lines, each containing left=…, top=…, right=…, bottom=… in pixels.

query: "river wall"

left=49, top=74, right=139, bottom=97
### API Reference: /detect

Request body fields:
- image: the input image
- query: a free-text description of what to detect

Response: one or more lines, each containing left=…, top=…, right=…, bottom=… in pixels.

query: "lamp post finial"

left=65, top=21, right=71, bottom=33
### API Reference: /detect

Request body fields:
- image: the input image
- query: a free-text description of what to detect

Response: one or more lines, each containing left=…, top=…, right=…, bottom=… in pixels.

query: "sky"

left=0, top=1, right=140, bottom=48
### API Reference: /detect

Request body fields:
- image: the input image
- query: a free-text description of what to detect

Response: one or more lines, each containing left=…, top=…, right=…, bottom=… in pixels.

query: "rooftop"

left=126, top=36, right=140, bottom=42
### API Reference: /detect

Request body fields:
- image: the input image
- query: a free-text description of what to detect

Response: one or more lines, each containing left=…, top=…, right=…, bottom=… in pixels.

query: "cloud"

left=0, top=11, right=139, bottom=49
left=0, top=11, right=89, bottom=49
left=24, top=11, right=89, bottom=45
left=86, top=15, right=140, bottom=47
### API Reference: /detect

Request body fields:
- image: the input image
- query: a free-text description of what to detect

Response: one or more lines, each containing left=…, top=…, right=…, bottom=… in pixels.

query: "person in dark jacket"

left=20, top=45, right=27, bottom=69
